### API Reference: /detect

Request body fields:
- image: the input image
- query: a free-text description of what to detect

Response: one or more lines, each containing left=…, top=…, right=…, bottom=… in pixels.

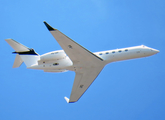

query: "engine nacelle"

left=40, top=50, right=66, bottom=61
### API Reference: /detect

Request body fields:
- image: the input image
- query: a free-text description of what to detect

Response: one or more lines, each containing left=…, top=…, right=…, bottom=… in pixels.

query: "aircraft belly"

left=29, top=56, right=73, bottom=70
left=43, top=59, right=73, bottom=69
left=112, top=52, right=150, bottom=62
left=44, top=69, right=68, bottom=73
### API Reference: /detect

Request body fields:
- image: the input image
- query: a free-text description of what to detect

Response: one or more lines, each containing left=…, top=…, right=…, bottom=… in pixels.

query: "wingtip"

left=64, top=97, right=70, bottom=103
left=5, top=38, right=13, bottom=41
left=43, top=21, right=55, bottom=31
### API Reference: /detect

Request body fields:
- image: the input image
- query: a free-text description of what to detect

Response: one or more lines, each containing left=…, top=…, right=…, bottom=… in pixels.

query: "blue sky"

left=1, top=0, right=165, bottom=120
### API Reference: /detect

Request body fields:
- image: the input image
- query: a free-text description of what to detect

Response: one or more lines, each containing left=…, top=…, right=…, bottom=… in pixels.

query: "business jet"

left=5, top=22, right=159, bottom=103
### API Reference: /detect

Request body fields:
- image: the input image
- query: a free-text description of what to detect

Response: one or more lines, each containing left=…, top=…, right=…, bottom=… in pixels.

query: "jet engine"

left=40, top=50, right=66, bottom=61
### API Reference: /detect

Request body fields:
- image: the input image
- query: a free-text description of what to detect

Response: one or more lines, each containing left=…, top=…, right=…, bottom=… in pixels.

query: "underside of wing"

left=67, top=66, right=104, bottom=103
left=44, top=22, right=103, bottom=66
left=44, top=22, right=105, bottom=103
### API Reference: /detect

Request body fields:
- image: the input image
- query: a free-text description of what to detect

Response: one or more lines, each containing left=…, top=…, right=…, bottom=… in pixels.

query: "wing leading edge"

left=43, top=21, right=103, bottom=66
left=44, top=21, right=105, bottom=103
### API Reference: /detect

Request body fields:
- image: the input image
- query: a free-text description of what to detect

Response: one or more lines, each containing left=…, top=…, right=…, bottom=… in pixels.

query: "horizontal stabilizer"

left=5, top=39, right=30, bottom=52
left=64, top=97, right=70, bottom=103
left=5, top=39, right=39, bottom=68
left=13, top=54, right=23, bottom=68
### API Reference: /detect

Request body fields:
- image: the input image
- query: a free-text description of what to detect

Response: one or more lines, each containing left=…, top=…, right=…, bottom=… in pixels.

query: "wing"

left=44, top=22, right=105, bottom=103
left=67, top=66, right=104, bottom=103
left=44, top=21, right=103, bottom=66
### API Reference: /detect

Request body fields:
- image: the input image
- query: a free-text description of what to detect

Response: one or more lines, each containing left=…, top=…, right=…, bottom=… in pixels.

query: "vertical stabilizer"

left=13, top=54, right=23, bottom=68
left=19, top=55, right=40, bottom=68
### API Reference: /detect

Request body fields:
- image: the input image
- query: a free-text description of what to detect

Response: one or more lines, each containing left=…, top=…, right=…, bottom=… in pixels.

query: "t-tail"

left=5, top=39, right=40, bottom=68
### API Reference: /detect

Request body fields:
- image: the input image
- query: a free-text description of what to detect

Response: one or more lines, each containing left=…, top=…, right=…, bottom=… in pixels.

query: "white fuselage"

left=28, top=45, right=159, bottom=72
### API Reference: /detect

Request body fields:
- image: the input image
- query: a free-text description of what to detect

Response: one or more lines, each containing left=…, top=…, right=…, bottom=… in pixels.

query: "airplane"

left=5, top=21, right=159, bottom=103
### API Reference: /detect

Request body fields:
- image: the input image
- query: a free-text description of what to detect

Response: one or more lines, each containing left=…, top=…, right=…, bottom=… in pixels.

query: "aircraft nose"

left=151, top=48, right=159, bottom=54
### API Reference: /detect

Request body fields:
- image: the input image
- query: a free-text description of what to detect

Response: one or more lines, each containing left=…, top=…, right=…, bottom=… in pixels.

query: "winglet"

left=43, top=21, right=55, bottom=31
left=64, top=97, right=70, bottom=103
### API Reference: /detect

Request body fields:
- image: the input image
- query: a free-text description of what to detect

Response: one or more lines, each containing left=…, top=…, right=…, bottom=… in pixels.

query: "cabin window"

left=125, top=49, right=128, bottom=52
left=112, top=51, right=115, bottom=53
left=106, top=52, right=109, bottom=54
left=118, top=50, right=122, bottom=52
left=99, top=53, right=103, bottom=55
left=53, top=63, right=59, bottom=66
